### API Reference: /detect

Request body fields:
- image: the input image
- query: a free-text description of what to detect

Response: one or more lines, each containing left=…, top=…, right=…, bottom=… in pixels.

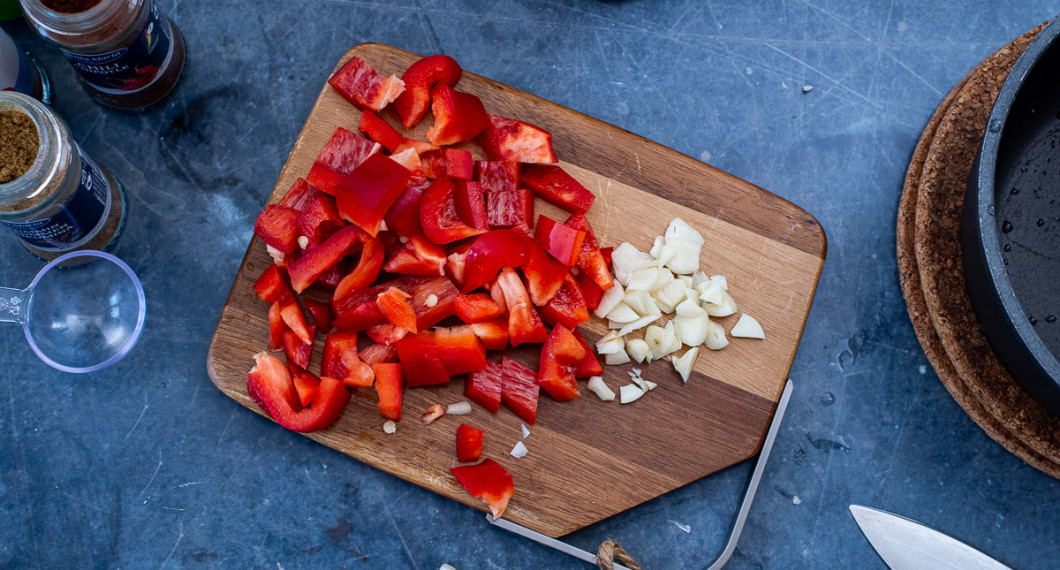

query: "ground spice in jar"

left=0, top=109, right=39, bottom=183
left=40, top=0, right=101, bottom=13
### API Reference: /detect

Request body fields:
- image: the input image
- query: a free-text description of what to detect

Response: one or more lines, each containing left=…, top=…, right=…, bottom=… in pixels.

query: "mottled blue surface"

left=2, top=2, right=1060, bottom=568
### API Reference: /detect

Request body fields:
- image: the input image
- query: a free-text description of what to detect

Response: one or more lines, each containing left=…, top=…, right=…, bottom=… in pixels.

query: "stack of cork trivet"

left=898, top=22, right=1060, bottom=478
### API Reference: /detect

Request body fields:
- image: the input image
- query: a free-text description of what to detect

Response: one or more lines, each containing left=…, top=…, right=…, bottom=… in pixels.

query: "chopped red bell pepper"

left=576, top=269, right=604, bottom=311
left=500, top=357, right=539, bottom=425
left=420, top=177, right=487, bottom=245
left=521, top=164, right=595, bottom=213
left=539, top=272, right=589, bottom=330
left=314, top=260, right=348, bottom=289
left=376, top=287, right=418, bottom=333
left=388, top=147, right=425, bottom=178
left=367, top=323, right=409, bottom=345
left=289, top=364, right=321, bottom=408
left=600, top=246, right=613, bottom=269
left=268, top=301, right=286, bottom=352
left=454, top=293, right=504, bottom=323
left=247, top=352, right=350, bottom=433
left=396, top=326, right=487, bottom=387
left=373, top=363, right=404, bottom=421
left=393, top=54, right=462, bottom=128
left=384, top=176, right=431, bottom=237
left=278, top=177, right=324, bottom=212
left=287, top=224, right=374, bottom=293
left=360, top=342, right=399, bottom=365
left=426, top=84, right=490, bottom=146
left=445, top=242, right=472, bottom=288
left=421, top=148, right=474, bottom=180
left=303, top=298, right=334, bottom=334
left=470, top=318, right=509, bottom=351
left=254, top=264, right=294, bottom=304
left=328, top=56, right=404, bottom=112
left=456, top=423, right=484, bottom=463
left=335, top=153, right=412, bottom=237
left=537, top=324, right=587, bottom=401
left=358, top=109, right=405, bottom=152
left=476, top=160, right=519, bottom=194
left=394, top=138, right=440, bottom=155
left=279, top=301, right=313, bottom=344
left=564, top=213, right=614, bottom=291
left=332, top=274, right=459, bottom=332
left=322, top=331, right=375, bottom=387
left=466, top=360, right=504, bottom=413
left=476, top=114, right=557, bottom=164
left=306, top=127, right=380, bottom=195
left=296, top=193, right=343, bottom=250
left=461, top=230, right=531, bottom=293
left=454, top=180, right=488, bottom=230
left=254, top=204, right=301, bottom=255
left=534, top=215, right=585, bottom=266
left=451, top=458, right=514, bottom=519
left=520, top=239, right=568, bottom=306
left=383, top=234, right=447, bottom=276
left=282, top=323, right=316, bottom=369
left=333, top=236, right=385, bottom=299
left=573, top=330, right=603, bottom=378
left=486, top=189, right=535, bottom=233
left=494, top=268, right=548, bottom=346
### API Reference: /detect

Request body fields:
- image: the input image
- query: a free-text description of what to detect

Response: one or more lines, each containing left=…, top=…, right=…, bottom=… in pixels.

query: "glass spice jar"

left=19, top=0, right=185, bottom=111
left=0, top=27, right=51, bottom=103
left=0, top=91, right=127, bottom=259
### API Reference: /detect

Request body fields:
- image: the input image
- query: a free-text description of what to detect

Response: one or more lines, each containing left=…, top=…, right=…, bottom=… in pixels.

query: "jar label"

left=1, top=149, right=111, bottom=250
left=60, top=3, right=171, bottom=93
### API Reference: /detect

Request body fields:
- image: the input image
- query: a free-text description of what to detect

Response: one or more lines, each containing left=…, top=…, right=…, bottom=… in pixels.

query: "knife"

left=849, top=505, right=1012, bottom=570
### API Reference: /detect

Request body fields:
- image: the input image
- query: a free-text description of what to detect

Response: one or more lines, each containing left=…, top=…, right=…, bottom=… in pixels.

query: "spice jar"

left=19, top=0, right=185, bottom=111
left=0, top=28, right=51, bottom=103
left=0, top=91, right=127, bottom=259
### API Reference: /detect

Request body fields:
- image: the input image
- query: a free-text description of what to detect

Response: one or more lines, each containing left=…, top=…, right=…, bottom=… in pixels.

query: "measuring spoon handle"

left=0, top=286, right=28, bottom=325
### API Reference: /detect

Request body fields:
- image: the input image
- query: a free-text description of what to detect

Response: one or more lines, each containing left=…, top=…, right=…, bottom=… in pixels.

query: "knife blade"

left=849, top=505, right=1012, bottom=570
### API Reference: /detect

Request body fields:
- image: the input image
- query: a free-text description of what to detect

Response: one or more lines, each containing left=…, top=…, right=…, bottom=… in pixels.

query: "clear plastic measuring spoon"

left=0, top=250, right=146, bottom=372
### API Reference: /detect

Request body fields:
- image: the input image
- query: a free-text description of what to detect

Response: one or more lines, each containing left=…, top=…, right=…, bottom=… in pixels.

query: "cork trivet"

left=899, top=22, right=1060, bottom=478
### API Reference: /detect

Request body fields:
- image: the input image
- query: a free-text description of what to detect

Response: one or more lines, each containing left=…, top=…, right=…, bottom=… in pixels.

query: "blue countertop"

left=2, top=2, right=1059, bottom=568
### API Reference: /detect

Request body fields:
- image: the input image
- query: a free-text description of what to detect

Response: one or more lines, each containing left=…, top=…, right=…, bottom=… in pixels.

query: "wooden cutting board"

left=207, top=43, right=826, bottom=538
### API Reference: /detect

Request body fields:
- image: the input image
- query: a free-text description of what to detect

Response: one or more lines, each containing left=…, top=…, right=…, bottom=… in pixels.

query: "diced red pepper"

left=367, top=323, right=409, bottom=345
left=268, top=301, right=286, bottom=352
left=394, top=138, right=440, bottom=155
left=333, top=236, right=385, bottom=299
left=576, top=269, right=604, bottom=311
left=476, top=161, right=519, bottom=194
left=486, top=189, right=535, bottom=233
left=360, top=343, right=399, bottom=365
left=537, top=324, right=586, bottom=402
left=420, top=177, right=487, bottom=245
left=383, top=235, right=446, bottom=278
left=384, top=176, right=431, bottom=237
left=600, top=246, right=613, bottom=269
left=358, top=110, right=404, bottom=152
left=254, top=264, right=293, bottom=304
left=456, top=423, right=484, bottom=462
left=288, top=225, right=375, bottom=293
left=335, top=153, right=412, bottom=237
left=466, top=360, right=504, bottom=413
left=534, top=216, right=585, bottom=267
left=426, top=84, right=490, bottom=146
left=322, top=331, right=375, bottom=387
left=494, top=268, right=548, bottom=346
left=520, top=239, right=568, bottom=306
left=373, top=363, right=404, bottom=421
left=303, top=298, right=334, bottom=334
left=461, top=230, right=531, bottom=293
left=564, top=213, right=614, bottom=291
left=289, top=364, right=321, bottom=408
left=454, top=293, right=504, bottom=323
left=470, top=318, right=509, bottom=351
left=280, top=301, right=312, bottom=344
left=332, top=274, right=459, bottom=332
left=328, top=56, right=404, bottom=112
left=278, top=178, right=324, bottom=212
left=306, top=127, right=380, bottom=195
left=247, top=352, right=349, bottom=433
left=451, top=458, right=514, bottom=519
left=282, top=323, right=316, bottom=369
left=521, top=164, right=595, bottom=213
left=388, top=147, right=425, bottom=178
left=396, top=326, right=487, bottom=387
left=393, top=54, right=462, bottom=128
left=254, top=205, right=301, bottom=255
left=445, top=242, right=472, bottom=288
left=454, top=180, right=488, bottom=230
left=314, top=260, right=348, bottom=289
left=539, top=272, right=589, bottom=330
left=376, top=287, right=418, bottom=333
left=573, top=330, right=603, bottom=378
left=500, top=357, right=539, bottom=425
left=296, top=193, right=343, bottom=250
left=476, top=114, right=557, bottom=164
left=421, top=148, right=474, bottom=180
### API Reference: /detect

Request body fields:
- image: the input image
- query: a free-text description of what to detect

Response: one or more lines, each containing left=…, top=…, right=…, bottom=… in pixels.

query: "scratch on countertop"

left=126, top=393, right=150, bottom=439
left=381, top=494, right=420, bottom=570
left=159, top=520, right=184, bottom=569
left=141, top=450, right=164, bottom=498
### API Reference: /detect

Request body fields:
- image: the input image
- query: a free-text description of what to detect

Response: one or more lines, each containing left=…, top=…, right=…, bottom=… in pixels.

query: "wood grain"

left=207, top=43, right=826, bottom=537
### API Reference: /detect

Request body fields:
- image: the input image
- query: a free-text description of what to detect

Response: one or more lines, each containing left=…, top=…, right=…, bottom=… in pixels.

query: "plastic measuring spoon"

left=0, top=250, right=146, bottom=372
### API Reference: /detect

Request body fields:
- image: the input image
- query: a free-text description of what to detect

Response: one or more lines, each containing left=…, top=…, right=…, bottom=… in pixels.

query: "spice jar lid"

left=0, top=91, right=66, bottom=210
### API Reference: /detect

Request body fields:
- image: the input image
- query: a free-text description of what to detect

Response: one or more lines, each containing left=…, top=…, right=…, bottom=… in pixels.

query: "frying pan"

left=963, top=17, right=1060, bottom=416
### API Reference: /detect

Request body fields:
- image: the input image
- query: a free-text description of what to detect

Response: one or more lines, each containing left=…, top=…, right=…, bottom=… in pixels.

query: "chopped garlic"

left=625, top=338, right=651, bottom=363
left=511, top=441, right=528, bottom=458
left=673, top=313, right=710, bottom=347
left=692, top=270, right=711, bottom=286
left=711, top=275, right=728, bottom=290
left=652, top=279, right=688, bottom=313
left=675, top=298, right=708, bottom=319
left=440, top=565, right=457, bottom=570
left=697, top=279, right=726, bottom=306
left=446, top=401, right=472, bottom=415
left=704, top=318, right=729, bottom=350
left=625, top=267, right=660, bottom=291
left=605, top=302, right=640, bottom=324
left=671, top=348, right=699, bottom=382
left=645, top=324, right=679, bottom=360
left=587, top=376, right=615, bottom=401
left=730, top=314, right=765, bottom=339
left=617, top=315, right=658, bottom=337
left=623, top=290, right=659, bottom=318
left=662, top=218, right=704, bottom=275
left=605, top=351, right=631, bottom=365
left=649, top=235, right=665, bottom=259
left=650, top=267, right=676, bottom=292
left=425, top=294, right=439, bottom=308
left=611, top=243, right=654, bottom=285
left=383, top=420, right=397, bottom=434
left=521, top=423, right=531, bottom=438
left=594, top=281, right=625, bottom=318
left=619, top=384, right=645, bottom=404
left=595, top=331, right=625, bottom=355
left=703, top=290, right=738, bottom=317
left=643, top=379, right=657, bottom=391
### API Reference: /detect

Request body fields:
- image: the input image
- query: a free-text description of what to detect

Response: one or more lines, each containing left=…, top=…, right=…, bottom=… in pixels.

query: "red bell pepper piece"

left=534, top=216, right=585, bottom=267
left=389, top=148, right=425, bottom=179
left=421, top=148, right=474, bottom=180
left=461, top=230, right=531, bottom=293
left=373, top=363, right=404, bottom=420
left=279, top=301, right=312, bottom=344
left=383, top=234, right=447, bottom=276
left=322, top=331, right=375, bottom=387
left=247, top=352, right=350, bottom=433
left=576, top=269, right=604, bottom=311
left=254, top=264, right=294, bottom=304
left=333, top=236, right=385, bottom=300
left=360, top=342, right=399, bottom=365
left=376, top=287, right=418, bottom=333
left=466, top=360, right=504, bottom=413
left=289, top=364, right=321, bottom=408
left=573, top=330, right=603, bottom=378
left=539, top=272, right=589, bottom=330
left=335, top=153, right=412, bottom=237
left=476, top=114, right=557, bottom=164
left=454, top=180, right=488, bottom=230
left=500, top=357, right=539, bottom=425
left=520, top=239, right=568, bottom=306
left=537, top=324, right=587, bottom=401
left=470, top=318, right=509, bottom=351
left=451, top=458, right=514, bottom=519
left=268, top=301, right=286, bottom=352
left=426, top=84, right=490, bottom=146
left=396, top=326, right=487, bottom=387
left=358, top=109, right=404, bottom=152
left=564, top=213, right=614, bottom=291
left=254, top=205, right=301, bottom=255
left=521, top=164, right=595, bottom=213
left=600, top=246, right=613, bottom=268
left=420, top=177, right=487, bottom=245
left=314, top=260, right=348, bottom=290
left=278, top=177, right=324, bottom=212
left=384, top=176, right=431, bottom=237
left=288, top=224, right=374, bottom=293
left=394, top=137, right=440, bottom=155
left=456, top=423, right=484, bottom=462
left=485, top=189, right=534, bottom=233
left=282, top=323, right=316, bottom=369
left=445, top=242, right=472, bottom=289
left=494, top=267, right=548, bottom=346
left=367, top=323, right=408, bottom=345
left=328, top=56, right=404, bottom=112
left=454, top=293, right=504, bottom=324
left=393, top=54, right=462, bottom=128
left=306, top=127, right=380, bottom=195
left=303, top=298, right=335, bottom=334
left=296, top=193, right=344, bottom=250
left=332, top=274, right=459, bottom=332
left=476, top=160, right=519, bottom=194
